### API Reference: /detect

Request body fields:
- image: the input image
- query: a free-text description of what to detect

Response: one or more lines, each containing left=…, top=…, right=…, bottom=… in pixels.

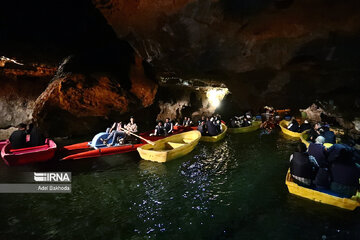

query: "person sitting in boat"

left=308, top=136, right=328, bottom=168
left=290, top=143, right=319, bottom=187
left=124, top=117, right=138, bottom=133
left=164, top=118, right=173, bottom=134
left=309, top=123, right=321, bottom=142
left=206, top=118, right=219, bottom=136
left=185, top=117, right=193, bottom=127
left=102, top=122, right=126, bottom=146
left=9, top=123, right=27, bottom=149
left=182, top=117, right=188, bottom=126
left=152, top=121, right=165, bottom=136
left=230, top=117, right=240, bottom=128
left=197, top=120, right=207, bottom=136
left=299, top=120, right=311, bottom=132
left=330, top=148, right=360, bottom=198
left=287, top=117, right=300, bottom=132
left=198, top=116, right=206, bottom=126
left=320, top=125, right=336, bottom=144
left=213, top=117, right=222, bottom=133
left=28, top=123, right=46, bottom=147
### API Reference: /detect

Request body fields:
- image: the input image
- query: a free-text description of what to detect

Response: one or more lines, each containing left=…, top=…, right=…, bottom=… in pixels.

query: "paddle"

left=119, top=127, right=155, bottom=145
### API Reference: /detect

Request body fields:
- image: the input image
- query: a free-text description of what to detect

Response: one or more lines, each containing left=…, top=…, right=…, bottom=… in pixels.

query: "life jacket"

left=290, top=152, right=316, bottom=180
left=322, top=131, right=336, bottom=144
left=308, top=143, right=328, bottom=168
left=164, top=122, right=173, bottom=132
left=155, top=125, right=165, bottom=135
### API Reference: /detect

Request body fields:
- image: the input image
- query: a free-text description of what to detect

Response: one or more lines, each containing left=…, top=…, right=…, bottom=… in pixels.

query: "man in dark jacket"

left=321, top=126, right=336, bottom=144
left=206, top=119, right=219, bottom=136
left=299, top=120, right=311, bottom=132
left=9, top=123, right=27, bottom=149
left=28, top=123, right=45, bottom=147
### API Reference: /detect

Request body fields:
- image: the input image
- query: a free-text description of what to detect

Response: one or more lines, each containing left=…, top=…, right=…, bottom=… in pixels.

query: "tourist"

left=299, top=120, right=311, bottom=132
left=164, top=118, right=173, bottom=134
left=287, top=118, right=299, bottom=132
left=308, top=136, right=327, bottom=168
left=28, top=123, right=45, bottom=147
left=125, top=116, right=138, bottom=133
left=153, top=121, right=165, bottom=136
left=330, top=149, right=360, bottom=197
left=309, top=123, right=321, bottom=142
left=289, top=143, right=318, bottom=187
left=321, top=126, right=336, bottom=144
left=9, top=123, right=27, bottom=149
left=206, top=118, right=219, bottom=136
left=197, top=120, right=207, bottom=136
left=102, top=122, right=126, bottom=146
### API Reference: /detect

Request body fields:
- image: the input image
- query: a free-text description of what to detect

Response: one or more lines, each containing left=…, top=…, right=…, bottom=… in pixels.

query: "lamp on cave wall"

left=206, top=88, right=229, bottom=109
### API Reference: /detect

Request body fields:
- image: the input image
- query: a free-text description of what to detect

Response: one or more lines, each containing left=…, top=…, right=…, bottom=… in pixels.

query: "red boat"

left=1, top=139, right=57, bottom=166
left=0, top=140, right=7, bottom=152
left=61, top=126, right=192, bottom=161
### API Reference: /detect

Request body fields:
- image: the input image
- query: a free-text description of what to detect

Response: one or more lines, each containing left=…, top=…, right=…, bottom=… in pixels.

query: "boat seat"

left=182, top=138, right=193, bottom=143
left=166, top=142, right=186, bottom=149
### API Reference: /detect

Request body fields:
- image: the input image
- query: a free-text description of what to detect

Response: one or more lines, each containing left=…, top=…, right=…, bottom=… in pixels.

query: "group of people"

left=150, top=118, right=174, bottom=136
left=9, top=123, right=45, bottom=149
left=290, top=141, right=360, bottom=198
left=229, top=112, right=253, bottom=128
left=101, top=117, right=138, bottom=146
left=287, top=118, right=336, bottom=144
left=197, top=115, right=222, bottom=136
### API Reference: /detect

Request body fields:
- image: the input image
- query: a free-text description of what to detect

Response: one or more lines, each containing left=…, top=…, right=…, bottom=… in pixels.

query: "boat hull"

left=137, top=130, right=201, bottom=163
left=1, top=139, right=57, bottom=166
left=279, top=120, right=303, bottom=138
left=285, top=169, right=360, bottom=210
left=199, top=123, right=228, bottom=142
left=228, top=121, right=262, bottom=134
left=61, top=128, right=191, bottom=160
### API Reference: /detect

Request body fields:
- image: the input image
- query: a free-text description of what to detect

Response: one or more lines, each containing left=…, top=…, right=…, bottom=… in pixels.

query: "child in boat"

left=9, top=123, right=27, bottom=149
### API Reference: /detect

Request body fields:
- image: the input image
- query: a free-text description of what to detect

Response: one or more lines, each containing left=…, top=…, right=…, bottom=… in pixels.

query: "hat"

left=315, top=136, right=325, bottom=144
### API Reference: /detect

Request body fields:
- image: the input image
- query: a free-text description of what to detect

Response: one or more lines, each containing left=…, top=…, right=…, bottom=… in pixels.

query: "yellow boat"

left=137, top=130, right=201, bottom=163
left=227, top=120, right=262, bottom=134
left=199, top=123, right=228, bottom=142
left=279, top=120, right=304, bottom=138
left=285, top=169, right=360, bottom=210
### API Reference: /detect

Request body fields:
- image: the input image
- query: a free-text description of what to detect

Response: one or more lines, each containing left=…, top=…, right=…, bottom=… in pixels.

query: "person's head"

left=201, top=116, right=205, bottom=120
left=130, top=117, right=134, bottom=124
left=158, top=121, right=163, bottom=126
left=314, top=123, right=321, bottom=130
left=206, top=117, right=209, bottom=121
left=315, top=136, right=325, bottom=145
left=296, top=143, right=307, bottom=153
left=18, top=123, right=27, bottom=130
left=184, top=117, right=187, bottom=120
left=165, top=118, right=170, bottom=123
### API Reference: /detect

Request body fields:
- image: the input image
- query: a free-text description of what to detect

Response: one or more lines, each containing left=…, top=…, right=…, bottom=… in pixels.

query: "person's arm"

left=289, top=154, right=293, bottom=162
left=168, top=123, right=173, bottom=133
left=109, top=122, right=116, bottom=132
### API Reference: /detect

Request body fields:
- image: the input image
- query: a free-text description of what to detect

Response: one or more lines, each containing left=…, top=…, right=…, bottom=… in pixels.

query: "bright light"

left=206, top=88, right=228, bottom=109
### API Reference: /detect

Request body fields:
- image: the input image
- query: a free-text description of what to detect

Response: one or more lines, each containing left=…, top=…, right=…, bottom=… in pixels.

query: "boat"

left=285, top=169, right=360, bottom=210
left=137, top=130, right=201, bottom=163
left=300, top=130, right=333, bottom=148
left=227, top=120, right=262, bottom=134
left=279, top=120, right=304, bottom=138
left=0, top=140, right=7, bottom=151
left=61, top=127, right=192, bottom=161
left=1, top=139, right=57, bottom=166
left=199, top=123, right=228, bottom=142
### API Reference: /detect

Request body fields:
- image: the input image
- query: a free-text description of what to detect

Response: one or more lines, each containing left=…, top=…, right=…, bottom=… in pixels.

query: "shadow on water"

left=0, top=130, right=359, bottom=240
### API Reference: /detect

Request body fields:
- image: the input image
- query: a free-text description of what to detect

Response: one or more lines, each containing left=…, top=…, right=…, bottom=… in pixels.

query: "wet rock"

left=0, top=64, right=56, bottom=137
